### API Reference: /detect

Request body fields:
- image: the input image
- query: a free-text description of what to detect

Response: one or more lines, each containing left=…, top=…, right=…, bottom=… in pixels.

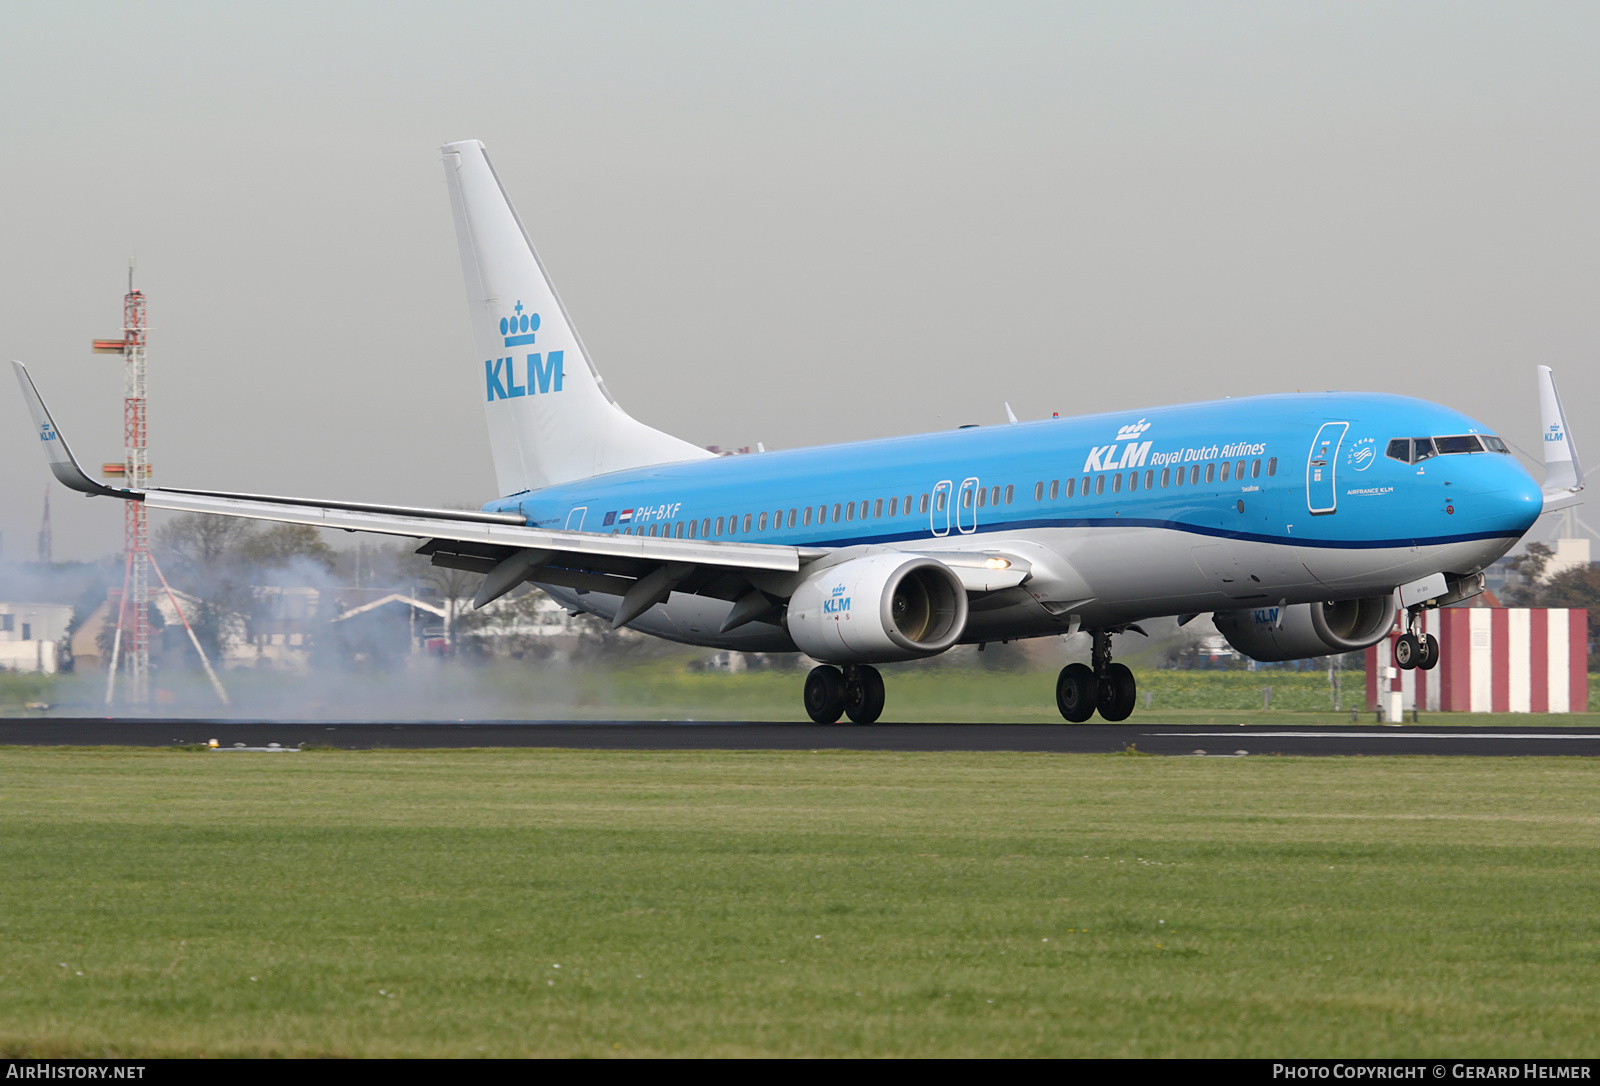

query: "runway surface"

left=4, top=718, right=1600, bottom=756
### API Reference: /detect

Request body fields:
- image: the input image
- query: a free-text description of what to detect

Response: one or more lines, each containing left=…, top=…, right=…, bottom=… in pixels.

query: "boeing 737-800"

left=14, top=140, right=1585, bottom=723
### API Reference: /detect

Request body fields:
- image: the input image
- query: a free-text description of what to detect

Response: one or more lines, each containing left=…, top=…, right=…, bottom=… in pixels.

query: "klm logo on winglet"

left=1546, top=423, right=1566, bottom=443
left=39, top=421, right=55, bottom=442
left=486, top=302, right=563, bottom=401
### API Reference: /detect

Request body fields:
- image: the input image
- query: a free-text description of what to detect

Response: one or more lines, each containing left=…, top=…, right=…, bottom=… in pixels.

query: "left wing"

left=16, top=361, right=1028, bottom=630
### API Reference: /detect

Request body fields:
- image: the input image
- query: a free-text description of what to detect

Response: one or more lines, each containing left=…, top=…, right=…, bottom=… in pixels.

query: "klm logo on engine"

left=823, top=584, right=851, bottom=615
left=486, top=302, right=563, bottom=400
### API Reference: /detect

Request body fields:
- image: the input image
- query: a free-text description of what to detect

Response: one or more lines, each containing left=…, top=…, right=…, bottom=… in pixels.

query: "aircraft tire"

left=844, top=665, right=886, bottom=725
left=804, top=665, right=847, bottom=724
left=1419, top=634, right=1440, bottom=671
left=1394, top=633, right=1419, bottom=670
left=1098, top=662, right=1137, bottom=722
left=1056, top=663, right=1098, bottom=723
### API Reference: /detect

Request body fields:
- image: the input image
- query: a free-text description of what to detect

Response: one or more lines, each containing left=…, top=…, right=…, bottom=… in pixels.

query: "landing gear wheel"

left=1097, top=662, right=1138, bottom=722
left=1056, top=663, right=1099, bottom=723
left=1394, top=632, right=1419, bottom=670
left=1419, top=633, right=1440, bottom=671
left=804, top=665, right=846, bottom=723
left=844, top=665, right=885, bottom=725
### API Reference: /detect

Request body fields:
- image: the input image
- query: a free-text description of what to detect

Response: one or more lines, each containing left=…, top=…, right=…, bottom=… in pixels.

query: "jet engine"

left=786, top=554, right=968, bottom=664
left=1213, top=596, right=1396, bottom=663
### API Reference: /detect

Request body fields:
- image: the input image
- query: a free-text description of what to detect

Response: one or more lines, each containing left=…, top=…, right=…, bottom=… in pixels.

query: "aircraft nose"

left=1462, top=457, right=1543, bottom=535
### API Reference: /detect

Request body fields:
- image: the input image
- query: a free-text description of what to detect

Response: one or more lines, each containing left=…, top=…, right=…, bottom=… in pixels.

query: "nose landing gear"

left=1394, top=609, right=1440, bottom=672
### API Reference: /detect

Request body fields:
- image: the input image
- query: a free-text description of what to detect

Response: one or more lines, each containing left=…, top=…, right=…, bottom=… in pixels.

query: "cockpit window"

left=1434, top=435, right=1484, bottom=455
left=1387, top=434, right=1504, bottom=462
left=1386, top=437, right=1437, bottom=464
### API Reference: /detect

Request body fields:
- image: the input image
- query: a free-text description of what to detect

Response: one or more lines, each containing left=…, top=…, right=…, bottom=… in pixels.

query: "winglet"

left=11, top=361, right=139, bottom=500
left=1538, top=365, right=1584, bottom=512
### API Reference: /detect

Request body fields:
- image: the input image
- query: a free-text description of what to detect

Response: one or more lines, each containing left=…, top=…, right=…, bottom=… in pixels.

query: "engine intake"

left=1213, top=595, right=1396, bottom=663
left=787, top=554, right=968, bottom=664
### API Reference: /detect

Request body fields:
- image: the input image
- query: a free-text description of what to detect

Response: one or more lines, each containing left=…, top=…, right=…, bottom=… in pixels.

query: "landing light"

left=984, top=557, right=1011, bottom=570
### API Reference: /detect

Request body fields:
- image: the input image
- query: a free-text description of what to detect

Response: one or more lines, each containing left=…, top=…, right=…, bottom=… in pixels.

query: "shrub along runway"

left=5, top=717, right=1600, bottom=755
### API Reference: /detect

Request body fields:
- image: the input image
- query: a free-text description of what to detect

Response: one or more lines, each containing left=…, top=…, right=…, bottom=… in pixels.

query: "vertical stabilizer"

left=442, top=140, right=712, bottom=496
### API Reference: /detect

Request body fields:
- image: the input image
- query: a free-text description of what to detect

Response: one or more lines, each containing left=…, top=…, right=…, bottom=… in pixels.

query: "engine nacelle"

left=1213, top=596, right=1396, bottom=662
left=786, top=554, right=968, bottom=664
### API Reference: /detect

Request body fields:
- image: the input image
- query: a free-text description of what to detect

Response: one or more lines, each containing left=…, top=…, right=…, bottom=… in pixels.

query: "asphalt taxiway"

left=4, top=718, right=1600, bottom=756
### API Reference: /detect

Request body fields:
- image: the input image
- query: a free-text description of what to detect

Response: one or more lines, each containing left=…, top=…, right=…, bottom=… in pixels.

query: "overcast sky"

left=3, top=1, right=1598, bottom=562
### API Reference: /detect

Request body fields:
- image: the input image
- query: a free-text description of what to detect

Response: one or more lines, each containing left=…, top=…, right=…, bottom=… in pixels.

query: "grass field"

left=10, top=663, right=1600, bottom=724
left=1, top=747, right=1597, bottom=1057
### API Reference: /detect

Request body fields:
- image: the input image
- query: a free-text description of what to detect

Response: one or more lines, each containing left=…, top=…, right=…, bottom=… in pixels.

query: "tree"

left=152, top=514, right=341, bottom=661
left=1535, top=564, right=1600, bottom=648
left=1503, top=542, right=1555, bottom=606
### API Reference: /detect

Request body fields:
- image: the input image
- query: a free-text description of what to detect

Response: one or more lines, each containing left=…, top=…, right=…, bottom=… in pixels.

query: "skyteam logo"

left=486, top=300, right=564, bottom=401
left=823, top=584, right=851, bottom=615
left=38, top=421, right=55, bottom=442
left=1347, top=436, right=1377, bottom=471
left=1083, top=419, right=1153, bottom=473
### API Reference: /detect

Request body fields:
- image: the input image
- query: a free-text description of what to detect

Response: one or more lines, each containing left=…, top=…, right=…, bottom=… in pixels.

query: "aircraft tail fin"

left=441, top=140, right=712, bottom=497
left=1538, top=365, right=1584, bottom=512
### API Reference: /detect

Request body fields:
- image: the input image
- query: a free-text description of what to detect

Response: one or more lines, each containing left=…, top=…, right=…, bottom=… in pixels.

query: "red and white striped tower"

left=96, top=271, right=151, bottom=705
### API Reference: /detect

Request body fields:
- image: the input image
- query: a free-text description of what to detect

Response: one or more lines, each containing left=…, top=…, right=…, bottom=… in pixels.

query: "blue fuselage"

left=491, top=392, right=1541, bottom=562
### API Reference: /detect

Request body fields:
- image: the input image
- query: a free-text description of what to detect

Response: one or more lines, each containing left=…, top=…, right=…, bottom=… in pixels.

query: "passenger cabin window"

left=1220, top=461, right=1231, bottom=482
left=1205, top=464, right=1215, bottom=484
left=743, top=514, right=753, bottom=533
left=889, top=497, right=899, bottom=516
left=1161, top=467, right=1170, bottom=487
left=758, top=512, right=768, bottom=531
left=1034, top=481, right=1045, bottom=501
left=976, top=488, right=987, bottom=508
left=1267, top=457, right=1278, bottom=476
left=874, top=498, right=883, bottom=518
left=1065, top=478, right=1075, bottom=498
left=921, top=494, right=931, bottom=514
left=1095, top=475, right=1105, bottom=495
left=1004, top=485, right=1013, bottom=504
left=1251, top=459, right=1261, bottom=478
left=1050, top=480, right=1060, bottom=500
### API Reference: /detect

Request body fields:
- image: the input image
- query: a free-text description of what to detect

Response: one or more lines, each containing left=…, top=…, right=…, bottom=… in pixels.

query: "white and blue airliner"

left=14, top=140, right=1585, bottom=724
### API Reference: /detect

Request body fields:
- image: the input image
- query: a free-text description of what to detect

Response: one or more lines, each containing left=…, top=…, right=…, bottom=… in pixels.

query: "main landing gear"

left=1393, top=608, right=1440, bottom=672
left=804, top=664, right=885, bottom=725
left=1056, top=629, right=1138, bottom=723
